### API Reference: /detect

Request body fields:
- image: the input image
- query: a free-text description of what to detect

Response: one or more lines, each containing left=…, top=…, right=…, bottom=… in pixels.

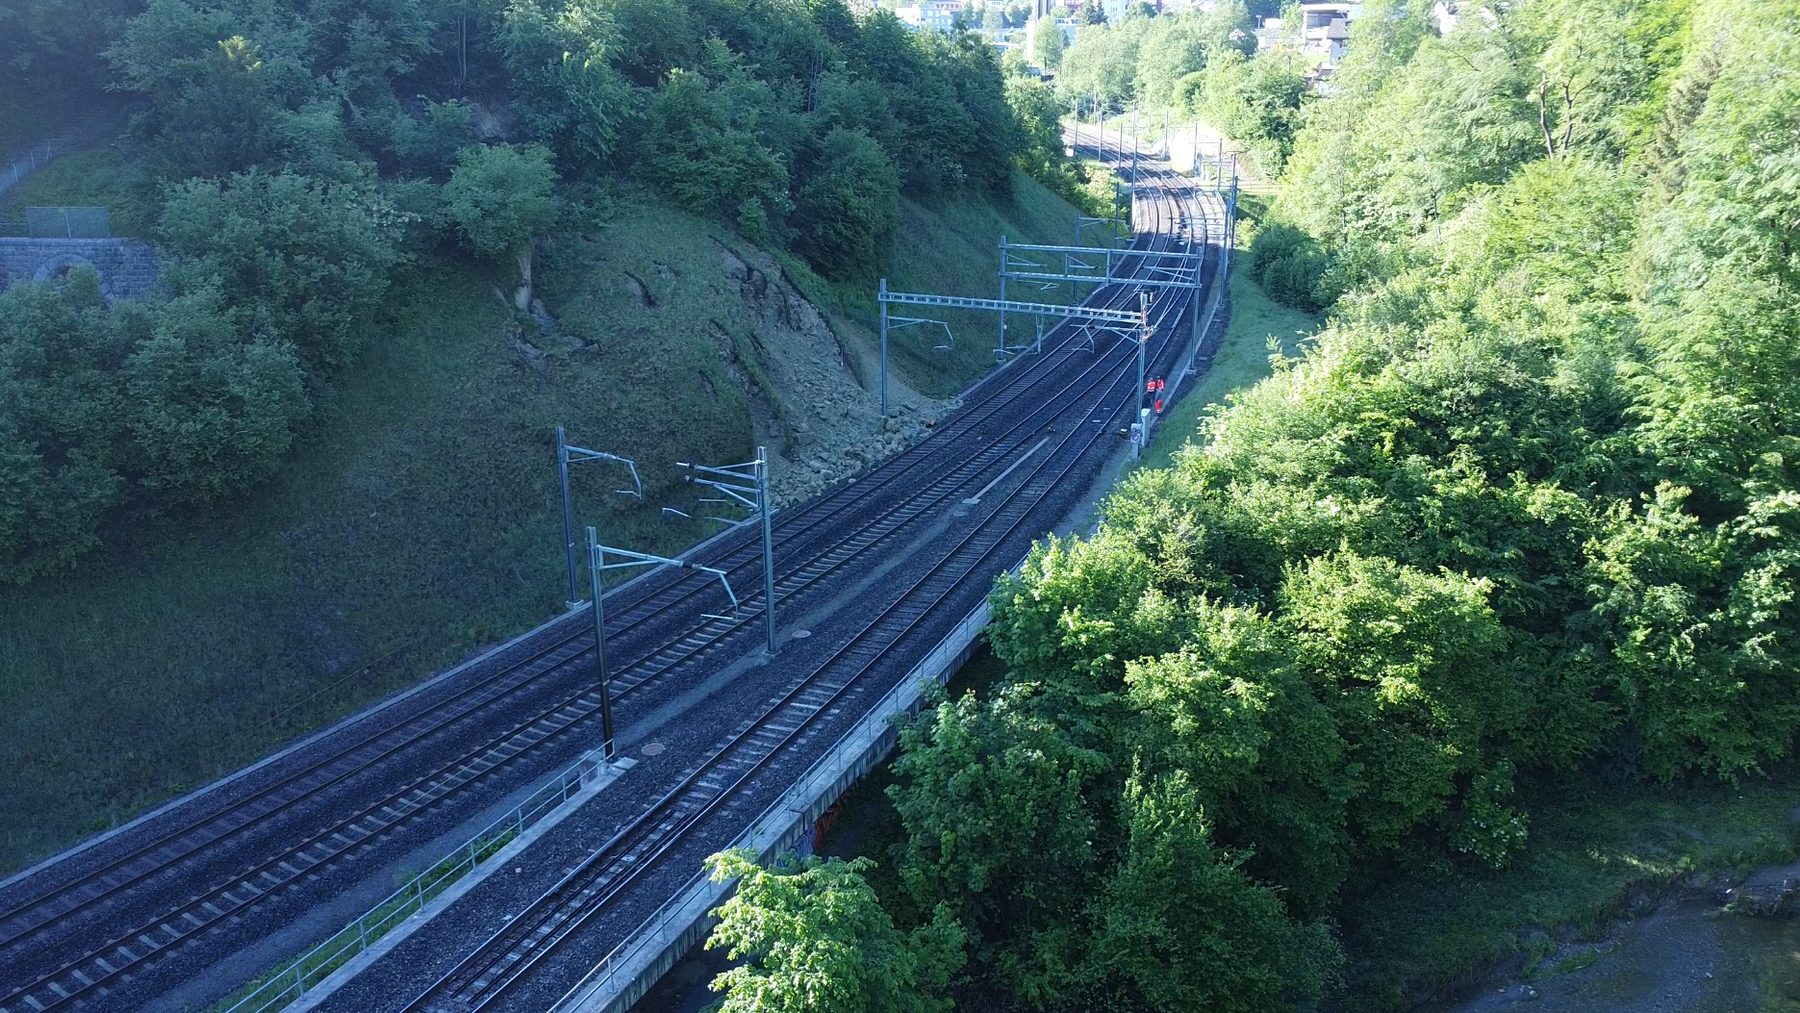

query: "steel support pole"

left=757, top=446, right=776, bottom=654
left=997, top=235, right=1008, bottom=358
left=1191, top=260, right=1202, bottom=371
left=1135, top=292, right=1147, bottom=460
left=1230, top=170, right=1239, bottom=249
left=557, top=425, right=579, bottom=607
left=586, top=527, right=617, bottom=760
left=879, top=278, right=889, bottom=421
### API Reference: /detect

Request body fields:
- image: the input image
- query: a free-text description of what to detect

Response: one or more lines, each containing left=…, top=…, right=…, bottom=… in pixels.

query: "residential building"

left=1254, top=15, right=1283, bottom=51
left=1432, top=1, right=1462, bottom=34
left=1297, top=3, right=1359, bottom=62
left=894, top=0, right=970, bottom=32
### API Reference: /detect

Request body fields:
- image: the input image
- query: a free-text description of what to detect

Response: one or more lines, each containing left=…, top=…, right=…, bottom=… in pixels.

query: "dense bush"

left=0, top=267, right=317, bottom=581
left=0, top=165, right=404, bottom=582
left=1245, top=221, right=1332, bottom=312
left=873, top=2, right=1800, bottom=1010
left=2, top=0, right=1060, bottom=584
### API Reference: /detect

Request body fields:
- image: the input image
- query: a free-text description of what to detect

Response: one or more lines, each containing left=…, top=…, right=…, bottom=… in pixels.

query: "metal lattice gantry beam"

left=877, top=279, right=1148, bottom=419
left=1001, top=268, right=1198, bottom=290
left=993, top=238, right=1209, bottom=413
left=878, top=285, right=1143, bottom=322
left=999, top=241, right=1206, bottom=260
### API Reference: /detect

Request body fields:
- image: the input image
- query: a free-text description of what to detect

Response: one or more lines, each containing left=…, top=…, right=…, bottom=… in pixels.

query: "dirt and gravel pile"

left=713, top=241, right=958, bottom=507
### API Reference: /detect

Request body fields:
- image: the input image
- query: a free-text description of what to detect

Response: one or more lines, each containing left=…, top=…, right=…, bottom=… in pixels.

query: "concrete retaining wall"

left=0, top=237, right=159, bottom=301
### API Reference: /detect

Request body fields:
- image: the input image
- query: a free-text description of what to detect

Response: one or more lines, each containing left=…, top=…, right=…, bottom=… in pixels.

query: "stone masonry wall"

left=0, top=238, right=159, bottom=301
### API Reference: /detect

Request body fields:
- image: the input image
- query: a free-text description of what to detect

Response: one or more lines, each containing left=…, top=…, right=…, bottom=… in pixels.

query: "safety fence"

left=215, top=747, right=619, bottom=1013
left=0, top=144, right=55, bottom=198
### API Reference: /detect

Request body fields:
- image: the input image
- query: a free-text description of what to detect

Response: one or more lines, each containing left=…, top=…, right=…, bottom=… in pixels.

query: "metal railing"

left=552, top=600, right=996, bottom=1013
left=0, top=144, right=55, bottom=198
left=24, top=205, right=110, bottom=238
left=217, top=747, right=620, bottom=1013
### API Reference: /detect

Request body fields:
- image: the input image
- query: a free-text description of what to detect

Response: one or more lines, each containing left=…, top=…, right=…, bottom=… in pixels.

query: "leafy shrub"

left=792, top=128, right=901, bottom=278
left=1246, top=221, right=1332, bottom=312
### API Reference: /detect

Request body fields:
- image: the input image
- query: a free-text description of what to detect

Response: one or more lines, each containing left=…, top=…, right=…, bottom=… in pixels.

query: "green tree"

left=792, top=128, right=901, bottom=277
left=1005, top=73, right=1068, bottom=176
left=124, top=285, right=310, bottom=504
left=1120, top=600, right=1351, bottom=914
left=109, top=11, right=294, bottom=180
left=1277, top=552, right=1517, bottom=851
left=498, top=0, right=635, bottom=168
left=637, top=62, right=791, bottom=240
left=0, top=0, right=137, bottom=89
left=704, top=849, right=964, bottom=1013
left=1195, top=49, right=1306, bottom=176
left=0, top=272, right=129, bottom=584
left=157, top=170, right=406, bottom=380
left=889, top=685, right=1109, bottom=1005
left=443, top=143, right=561, bottom=310
left=1032, top=19, right=1065, bottom=69
left=1089, top=771, right=1336, bottom=1012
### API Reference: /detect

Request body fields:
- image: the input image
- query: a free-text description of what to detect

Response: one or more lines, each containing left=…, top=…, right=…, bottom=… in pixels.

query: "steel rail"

left=398, top=184, right=1210, bottom=1013
left=0, top=213, right=1176, bottom=968
left=0, top=136, right=1212, bottom=1013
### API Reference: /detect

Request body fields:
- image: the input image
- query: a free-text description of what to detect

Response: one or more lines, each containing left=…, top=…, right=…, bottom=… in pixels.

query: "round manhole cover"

left=791, top=629, right=812, bottom=640
left=640, top=742, right=665, bottom=756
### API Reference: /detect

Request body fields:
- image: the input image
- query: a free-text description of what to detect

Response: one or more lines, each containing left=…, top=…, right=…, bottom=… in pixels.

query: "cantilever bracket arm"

left=680, top=459, right=763, bottom=515
left=888, top=316, right=954, bottom=351
left=566, top=445, right=643, bottom=499
left=590, top=541, right=742, bottom=618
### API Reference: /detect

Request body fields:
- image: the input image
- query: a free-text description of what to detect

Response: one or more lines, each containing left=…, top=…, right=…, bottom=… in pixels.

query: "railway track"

left=0, top=136, right=1221, bottom=1013
left=386, top=145, right=1220, bottom=1012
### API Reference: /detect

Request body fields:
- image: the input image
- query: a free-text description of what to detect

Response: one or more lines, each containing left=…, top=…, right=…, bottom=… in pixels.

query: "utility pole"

left=559, top=426, right=577, bottom=606
left=878, top=278, right=889, bottom=420
left=1190, top=249, right=1203, bottom=372
left=583, top=533, right=742, bottom=760
left=1131, top=103, right=1139, bottom=179
left=1133, top=290, right=1148, bottom=460
left=585, top=527, right=617, bottom=760
left=997, top=234, right=1008, bottom=359
left=756, top=449, right=775, bottom=655
left=681, top=452, right=778, bottom=654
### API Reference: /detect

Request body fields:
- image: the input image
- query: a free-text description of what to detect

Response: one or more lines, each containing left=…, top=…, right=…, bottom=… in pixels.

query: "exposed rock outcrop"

left=712, top=241, right=954, bottom=507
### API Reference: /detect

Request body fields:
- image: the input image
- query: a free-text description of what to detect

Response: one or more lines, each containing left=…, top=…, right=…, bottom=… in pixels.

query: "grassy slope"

left=1137, top=256, right=1322, bottom=473
left=0, top=144, right=156, bottom=236
left=0, top=172, right=1082, bottom=873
